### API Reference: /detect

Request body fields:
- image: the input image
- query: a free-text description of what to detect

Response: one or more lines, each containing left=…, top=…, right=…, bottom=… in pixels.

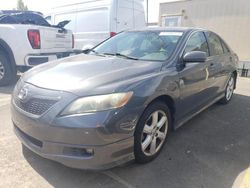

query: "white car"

left=47, top=0, right=146, bottom=50
left=0, top=10, right=74, bottom=86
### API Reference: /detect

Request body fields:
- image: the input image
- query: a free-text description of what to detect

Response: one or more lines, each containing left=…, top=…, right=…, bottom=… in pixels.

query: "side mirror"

left=183, top=51, right=207, bottom=63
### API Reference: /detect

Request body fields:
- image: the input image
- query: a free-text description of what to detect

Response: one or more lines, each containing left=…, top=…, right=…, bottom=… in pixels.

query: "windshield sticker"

left=159, top=32, right=183, bottom=36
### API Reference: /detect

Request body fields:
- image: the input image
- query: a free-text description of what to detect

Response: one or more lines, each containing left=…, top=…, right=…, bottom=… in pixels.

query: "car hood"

left=22, top=54, right=162, bottom=96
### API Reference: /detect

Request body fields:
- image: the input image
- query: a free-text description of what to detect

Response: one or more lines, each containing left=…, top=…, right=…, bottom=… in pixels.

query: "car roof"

left=128, top=27, right=207, bottom=33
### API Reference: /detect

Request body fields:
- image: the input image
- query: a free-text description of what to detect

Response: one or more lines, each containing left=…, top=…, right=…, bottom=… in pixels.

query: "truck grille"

left=14, top=97, right=57, bottom=116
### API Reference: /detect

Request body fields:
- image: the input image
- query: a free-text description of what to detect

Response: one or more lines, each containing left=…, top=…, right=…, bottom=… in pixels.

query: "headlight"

left=61, top=92, right=133, bottom=115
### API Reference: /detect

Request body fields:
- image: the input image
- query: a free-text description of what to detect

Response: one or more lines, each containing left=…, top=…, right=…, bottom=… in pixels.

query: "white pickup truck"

left=0, top=10, right=74, bottom=86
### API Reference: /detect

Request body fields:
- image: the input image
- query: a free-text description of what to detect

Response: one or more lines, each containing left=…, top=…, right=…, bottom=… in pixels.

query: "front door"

left=176, top=31, right=211, bottom=120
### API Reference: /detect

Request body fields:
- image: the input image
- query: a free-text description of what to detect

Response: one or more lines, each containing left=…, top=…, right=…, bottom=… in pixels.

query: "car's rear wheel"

left=219, top=74, right=235, bottom=104
left=134, top=101, right=171, bottom=163
left=0, top=51, right=16, bottom=86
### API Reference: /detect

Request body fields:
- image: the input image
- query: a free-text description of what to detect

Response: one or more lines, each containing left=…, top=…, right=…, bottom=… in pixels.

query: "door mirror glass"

left=183, top=51, right=207, bottom=63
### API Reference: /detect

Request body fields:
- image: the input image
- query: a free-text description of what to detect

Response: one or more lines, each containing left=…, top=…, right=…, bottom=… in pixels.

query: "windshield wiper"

left=103, top=52, right=138, bottom=60
left=88, top=49, right=106, bottom=57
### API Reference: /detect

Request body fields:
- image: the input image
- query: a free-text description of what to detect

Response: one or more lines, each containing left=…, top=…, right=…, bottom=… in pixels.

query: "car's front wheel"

left=134, top=101, right=171, bottom=163
left=219, top=74, right=235, bottom=104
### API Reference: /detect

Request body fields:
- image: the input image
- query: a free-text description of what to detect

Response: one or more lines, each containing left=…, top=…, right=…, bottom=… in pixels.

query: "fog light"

left=63, top=147, right=94, bottom=157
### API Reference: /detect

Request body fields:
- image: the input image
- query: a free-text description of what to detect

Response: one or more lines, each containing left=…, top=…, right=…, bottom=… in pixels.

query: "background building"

left=159, top=0, right=250, bottom=71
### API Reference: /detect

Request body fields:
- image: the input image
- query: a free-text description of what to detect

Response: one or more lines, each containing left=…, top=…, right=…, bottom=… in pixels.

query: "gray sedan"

left=11, top=28, right=238, bottom=170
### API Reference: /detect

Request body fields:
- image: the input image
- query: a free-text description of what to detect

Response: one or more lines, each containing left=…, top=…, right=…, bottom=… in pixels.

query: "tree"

left=17, top=0, right=28, bottom=11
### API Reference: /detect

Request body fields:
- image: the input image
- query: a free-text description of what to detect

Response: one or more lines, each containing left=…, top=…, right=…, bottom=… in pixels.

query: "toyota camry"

left=11, top=28, right=238, bottom=169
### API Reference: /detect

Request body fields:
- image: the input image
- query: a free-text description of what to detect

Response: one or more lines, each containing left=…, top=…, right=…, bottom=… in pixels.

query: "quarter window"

left=206, top=32, right=224, bottom=55
left=184, top=32, right=209, bottom=56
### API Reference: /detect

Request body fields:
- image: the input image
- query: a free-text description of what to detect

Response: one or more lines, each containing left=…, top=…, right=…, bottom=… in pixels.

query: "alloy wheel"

left=141, top=110, right=168, bottom=156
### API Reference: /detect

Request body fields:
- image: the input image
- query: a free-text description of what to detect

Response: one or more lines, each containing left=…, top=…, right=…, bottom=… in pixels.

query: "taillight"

left=27, top=30, right=40, bottom=49
left=72, top=34, right=74, bottom=48
left=110, top=32, right=116, bottom=37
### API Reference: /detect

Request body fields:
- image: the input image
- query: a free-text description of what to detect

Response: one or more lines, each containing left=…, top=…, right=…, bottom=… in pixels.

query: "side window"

left=184, top=32, right=209, bottom=56
left=221, top=40, right=230, bottom=53
left=206, top=32, right=224, bottom=56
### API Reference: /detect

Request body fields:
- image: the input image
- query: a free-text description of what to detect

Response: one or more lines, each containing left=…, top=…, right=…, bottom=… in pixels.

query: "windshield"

left=92, top=31, right=183, bottom=61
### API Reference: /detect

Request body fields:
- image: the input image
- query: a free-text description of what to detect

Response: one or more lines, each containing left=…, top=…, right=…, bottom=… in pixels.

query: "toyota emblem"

left=18, top=87, right=28, bottom=101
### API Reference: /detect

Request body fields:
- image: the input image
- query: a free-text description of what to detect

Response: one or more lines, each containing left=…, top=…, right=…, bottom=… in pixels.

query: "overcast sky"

left=0, top=0, right=174, bottom=22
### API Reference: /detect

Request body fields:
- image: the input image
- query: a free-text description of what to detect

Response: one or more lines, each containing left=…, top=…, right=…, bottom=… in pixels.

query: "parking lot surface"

left=0, top=78, right=250, bottom=188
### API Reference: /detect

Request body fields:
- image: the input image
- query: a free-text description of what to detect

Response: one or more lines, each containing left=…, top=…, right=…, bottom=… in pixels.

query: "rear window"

left=0, top=12, right=50, bottom=26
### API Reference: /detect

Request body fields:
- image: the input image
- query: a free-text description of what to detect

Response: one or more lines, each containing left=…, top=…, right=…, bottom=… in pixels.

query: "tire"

left=134, top=101, right=172, bottom=164
left=219, top=74, right=235, bottom=104
left=0, top=51, right=16, bottom=86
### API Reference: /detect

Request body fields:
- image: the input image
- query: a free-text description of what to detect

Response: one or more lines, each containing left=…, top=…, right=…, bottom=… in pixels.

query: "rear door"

left=74, top=7, right=110, bottom=49
left=205, top=32, right=228, bottom=97
left=116, top=0, right=134, bottom=32
left=133, top=0, right=146, bottom=29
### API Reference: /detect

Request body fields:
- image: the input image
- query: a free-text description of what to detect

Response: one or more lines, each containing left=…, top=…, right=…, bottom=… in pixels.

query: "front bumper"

left=12, top=104, right=137, bottom=169
left=14, top=124, right=134, bottom=170
left=11, top=83, right=143, bottom=169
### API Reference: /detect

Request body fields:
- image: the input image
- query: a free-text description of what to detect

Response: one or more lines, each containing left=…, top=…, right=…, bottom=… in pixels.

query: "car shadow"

left=22, top=93, right=250, bottom=188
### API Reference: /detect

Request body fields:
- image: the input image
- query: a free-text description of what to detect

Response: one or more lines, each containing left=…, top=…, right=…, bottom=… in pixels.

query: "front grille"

left=14, top=97, right=58, bottom=116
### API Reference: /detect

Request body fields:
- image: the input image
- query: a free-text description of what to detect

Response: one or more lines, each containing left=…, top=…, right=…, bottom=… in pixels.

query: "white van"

left=48, top=0, right=146, bottom=50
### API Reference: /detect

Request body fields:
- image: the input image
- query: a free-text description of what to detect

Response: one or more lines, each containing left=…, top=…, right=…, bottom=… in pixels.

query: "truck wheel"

left=0, top=51, right=16, bottom=86
left=134, top=101, right=171, bottom=164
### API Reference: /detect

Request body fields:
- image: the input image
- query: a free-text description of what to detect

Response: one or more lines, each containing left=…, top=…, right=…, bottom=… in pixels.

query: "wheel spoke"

left=150, top=136, right=157, bottom=154
left=226, top=77, right=234, bottom=100
left=157, top=116, right=167, bottom=129
left=142, top=135, right=152, bottom=151
left=151, top=112, right=158, bottom=127
left=157, top=131, right=166, bottom=140
left=143, top=124, right=153, bottom=134
left=0, top=62, right=4, bottom=79
left=229, top=78, right=234, bottom=87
